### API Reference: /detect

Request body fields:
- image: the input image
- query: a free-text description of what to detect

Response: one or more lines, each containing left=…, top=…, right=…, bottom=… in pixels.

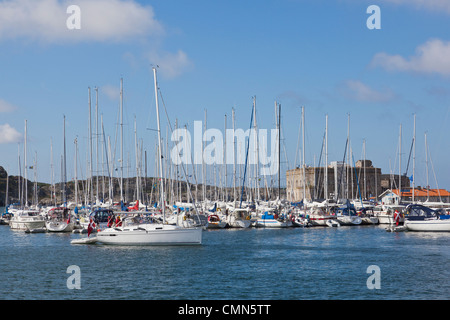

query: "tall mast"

left=204, top=109, right=207, bottom=200
left=95, top=87, right=99, bottom=202
left=120, top=78, right=124, bottom=203
left=278, top=102, right=281, bottom=201
left=24, top=119, right=28, bottom=207
left=135, top=116, right=140, bottom=203
left=74, top=137, right=78, bottom=206
left=50, top=138, right=55, bottom=206
left=63, top=115, right=67, bottom=206
left=325, top=114, right=328, bottom=203
left=412, top=114, right=416, bottom=203
left=253, top=96, right=259, bottom=202
left=399, top=124, right=402, bottom=203
left=88, top=87, right=93, bottom=205
left=425, top=131, right=429, bottom=201
left=232, top=107, right=236, bottom=203
left=363, top=139, right=367, bottom=200
left=153, top=67, right=166, bottom=222
left=224, top=113, right=228, bottom=202
left=302, top=106, right=306, bottom=201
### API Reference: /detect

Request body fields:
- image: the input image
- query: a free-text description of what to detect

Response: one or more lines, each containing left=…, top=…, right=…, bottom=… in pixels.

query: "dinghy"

left=71, top=237, right=98, bottom=245
left=326, top=219, right=340, bottom=227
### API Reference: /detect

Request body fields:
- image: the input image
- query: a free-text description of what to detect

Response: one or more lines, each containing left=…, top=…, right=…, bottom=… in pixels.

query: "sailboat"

left=404, top=204, right=450, bottom=232
left=94, top=68, right=202, bottom=245
left=253, top=208, right=291, bottom=228
left=45, top=207, right=75, bottom=232
left=226, top=208, right=252, bottom=228
left=335, top=200, right=362, bottom=226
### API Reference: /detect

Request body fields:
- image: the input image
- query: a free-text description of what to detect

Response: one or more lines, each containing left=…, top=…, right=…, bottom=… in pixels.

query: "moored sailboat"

left=45, top=207, right=75, bottom=232
left=404, top=204, right=450, bottom=232
left=226, top=208, right=252, bottom=228
left=94, top=68, right=202, bottom=246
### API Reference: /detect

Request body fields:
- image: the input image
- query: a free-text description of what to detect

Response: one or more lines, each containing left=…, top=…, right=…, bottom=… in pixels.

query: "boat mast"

left=253, top=96, right=259, bottom=202
left=95, top=87, right=99, bottom=203
left=363, top=139, right=366, bottom=200
left=74, top=137, right=78, bottom=207
left=24, top=119, right=27, bottom=208
left=302, top=106, right=306, bottom=201
left=63, top=115, right=67, bottom=206
left=325, top=114, right=328, bottom=204
left=204, top=109, right=207, bottom=201
left=278, top=102, right=281, bottom=202
left=120, top=78, right=124, bottom=203
left=135, top=116, right=140, bottom=203
left=88, top=87, right=93, bottom=205
left=399, top=124, right=402, bottom=203
left=412, top=114, right=416, bottom=203
left=425, top=131, right=429, bottom=202
left=224, top=113, right=227, bottom=202
left=50, top=138, right=55, bottom=206
left=232, top=107, right=237, bottom=204
left=153, top=67, right=166, bottom=223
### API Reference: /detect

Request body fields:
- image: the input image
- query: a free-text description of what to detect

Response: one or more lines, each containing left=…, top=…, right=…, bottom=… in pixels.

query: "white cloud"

left=371, top=39, right=450, bottom=76
left=0, top=0, right=163, bottom=43
left=341, top=80, right=395, bottom=103
left=381, top=0, right=450, bottom=15
left=148, top=50, right=193, bottom=79
left=0, top=99, right=17, bottom=112
left=101, top=85, right=120, bottom=101
left=0, top=123, right=22, bottom=144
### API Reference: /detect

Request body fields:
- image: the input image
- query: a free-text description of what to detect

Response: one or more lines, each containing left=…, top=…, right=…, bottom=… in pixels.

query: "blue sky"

left=1, top=0, right=450, bottom=192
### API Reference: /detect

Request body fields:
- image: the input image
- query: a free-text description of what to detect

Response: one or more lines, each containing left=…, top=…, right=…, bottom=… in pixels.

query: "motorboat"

left=404, top=204, right=450, bottom=232
left=9, top=209, right=45, bottom=230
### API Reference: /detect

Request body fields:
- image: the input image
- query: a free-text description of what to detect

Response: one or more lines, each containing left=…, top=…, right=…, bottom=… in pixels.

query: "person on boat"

left=115, top=215, right=122, bottom=227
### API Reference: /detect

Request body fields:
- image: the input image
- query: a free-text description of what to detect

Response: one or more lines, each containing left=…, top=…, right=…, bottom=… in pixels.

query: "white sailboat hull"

left=308, top=215, right=336, bottom=226
left=361, top=217, right=379, bottom=225
left=228, top=219, right=252, bottom=228
left=46, top=221, right=75, bottom=232
left=96, top=224, right=203, bottom=245
left=337, top=216, right=362, bottom=225
left=405, top=219, right=450, bottom=232
left=254, top=219, right=291, bottom=228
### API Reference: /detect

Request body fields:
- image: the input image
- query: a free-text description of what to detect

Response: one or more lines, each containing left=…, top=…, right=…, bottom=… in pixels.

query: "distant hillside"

left=0, top=166, right=285, bottom=207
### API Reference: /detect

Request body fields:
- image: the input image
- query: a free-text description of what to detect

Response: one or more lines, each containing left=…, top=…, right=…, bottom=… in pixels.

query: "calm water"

left=0, top=217, right=449, bottom=300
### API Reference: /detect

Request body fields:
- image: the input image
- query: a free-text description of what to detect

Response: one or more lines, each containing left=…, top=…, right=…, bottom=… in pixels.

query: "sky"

left=0, top=0, right=450, bottom=193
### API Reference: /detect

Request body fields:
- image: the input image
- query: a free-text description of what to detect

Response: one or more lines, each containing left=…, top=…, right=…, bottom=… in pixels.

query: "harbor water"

left=1, top=215, right=449, bottom=300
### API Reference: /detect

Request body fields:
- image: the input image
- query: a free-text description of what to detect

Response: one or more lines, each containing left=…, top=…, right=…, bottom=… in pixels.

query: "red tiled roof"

left=392, top=188, right=450, bottom=197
